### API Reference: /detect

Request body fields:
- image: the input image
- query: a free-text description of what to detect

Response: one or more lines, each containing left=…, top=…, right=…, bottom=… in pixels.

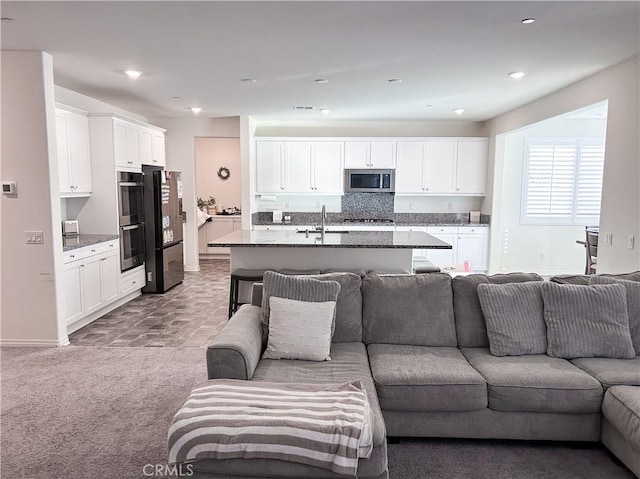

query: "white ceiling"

left=2, top=1, right=638, bottom=122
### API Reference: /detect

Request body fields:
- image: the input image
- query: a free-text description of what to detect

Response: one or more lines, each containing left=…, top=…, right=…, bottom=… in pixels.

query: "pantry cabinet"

left=56, top=106, right=92, bottom=197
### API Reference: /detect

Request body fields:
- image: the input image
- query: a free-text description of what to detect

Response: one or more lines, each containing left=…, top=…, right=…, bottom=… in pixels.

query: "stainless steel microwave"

left=345, top=169, right=395, bottom=193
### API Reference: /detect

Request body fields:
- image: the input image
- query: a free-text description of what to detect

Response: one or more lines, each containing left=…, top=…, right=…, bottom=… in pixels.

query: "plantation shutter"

left=523, top=141, right=577, bottom=223
left=574, top=141, right=605, bottom=224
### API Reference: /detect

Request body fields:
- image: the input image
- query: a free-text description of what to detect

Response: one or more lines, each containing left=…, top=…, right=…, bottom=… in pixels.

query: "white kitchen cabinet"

left=56, top=106, right=92, bottom=197
left=395, top=139, right=487, bottom=195
left=61, top=240, right=120, bottom=327
left=256, top=140, right=343, bottom=194
left=120, top=265, right=145, bottom=296
left=456, top=226, right=488, bottom=271
left=455, top=140, right=488, bottom=194
left=253, top=225, right=284, bottom=231
left=199, top=216, right=242, bottom=255
left=395, top=225, right=429, bottom=261
left=151, top=131, right=166, bottom=167
left=114, top=119, right=141, bottom=169
left=139, top=129, right=153, bottom=165
left=425, top=227, right=457, bottom=266
left=344, top=141, right=396, bottom=169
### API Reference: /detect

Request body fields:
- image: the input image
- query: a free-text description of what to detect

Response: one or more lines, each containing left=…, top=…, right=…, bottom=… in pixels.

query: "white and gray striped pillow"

left=477, top=282, right=546, bottom=356
left=541, top=282, right=635, bottom=359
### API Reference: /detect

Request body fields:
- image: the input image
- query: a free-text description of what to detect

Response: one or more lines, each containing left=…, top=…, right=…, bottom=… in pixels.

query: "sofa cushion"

left=550, top=271, right=640, bottom=285
left=260, top=271, right=340, bottom=333
left=461, top=348, right=603, bottom=413
left=362, top=273, right=456, bottom=346
left=310, top=272, right=363, bottom=343
left=571, top=357, right=640, bottom=388
left=590, top=276, right=640, bottom=355
left=253, top=342, right=386, bottom=448
left=477, top=282, right=546, bottom=356
left=541, top=282, right=635, bottom=359
left=367, top=344, right=487, bottom=412
left=452, top=273, right=544, bottom=348
left=602, top=386, right=640, bottom=448
left=263, top=297, right=336, bottom=361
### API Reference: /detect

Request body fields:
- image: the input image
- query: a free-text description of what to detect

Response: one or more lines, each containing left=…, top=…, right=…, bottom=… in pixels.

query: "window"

left=521, top=138, right=605, bottom=225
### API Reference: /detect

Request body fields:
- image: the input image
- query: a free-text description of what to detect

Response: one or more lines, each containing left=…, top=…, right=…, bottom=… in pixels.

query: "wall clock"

left=217, top=166, right=230, bottom=181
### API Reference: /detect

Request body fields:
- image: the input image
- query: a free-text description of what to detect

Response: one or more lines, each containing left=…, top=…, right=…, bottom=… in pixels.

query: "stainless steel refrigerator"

left=142, top=165, right=184, bottom=293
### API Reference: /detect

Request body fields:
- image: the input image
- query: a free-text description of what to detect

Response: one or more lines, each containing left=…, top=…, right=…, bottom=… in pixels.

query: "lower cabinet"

left=426, top=226, right=488, bottom=272
left=199, top=216, right=242, bottom=255
left=61, top=240, right=120, bottom=326
left=120, top=265, right=146, bottom=296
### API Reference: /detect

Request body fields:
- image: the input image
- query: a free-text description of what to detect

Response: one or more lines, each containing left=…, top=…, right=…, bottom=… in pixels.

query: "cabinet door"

left=67, top=114, right=92, bottom=194
left=100, top=251, right=120, bottom=303
left=139, top=129, right=153, bottom=165
left=256, top=141, right=284, bottom=193
left=457, top=227, right=488, bottom=271
left=395, top=142, right=425, bottom=193
left=424, top=141, right=457, bottom=193
left=344, top=142, right=370, bottom=168
left=314, top=142, right=343, bottom=193
left=396, top=226, right=428, bottom=260
left=81, top=255, right=103, bottom=315
left=370, top=141, right=396, bottom=168
left=62, top=260, right=84, bottom=325
left=126, top=126, right=140, bottom=168
left=56, top=113, right=73, bottom=193
left=425, top=230, right=457, bottom=266
left=232, top=217, right=242, bottom=231
left=113, top=122, right=128, bottom=167
left=456, top=141, right=487, bottom=194
left=152, top=132, right=166, bottom=167
left=284, top=142, right=313, bottom=192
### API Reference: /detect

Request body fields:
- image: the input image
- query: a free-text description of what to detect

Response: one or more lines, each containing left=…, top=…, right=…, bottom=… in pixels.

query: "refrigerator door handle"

left=121, top=223, right=143, bottom=231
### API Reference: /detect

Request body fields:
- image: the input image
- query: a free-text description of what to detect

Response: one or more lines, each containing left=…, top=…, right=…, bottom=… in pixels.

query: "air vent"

left=292, top=106, right=314, bottom=111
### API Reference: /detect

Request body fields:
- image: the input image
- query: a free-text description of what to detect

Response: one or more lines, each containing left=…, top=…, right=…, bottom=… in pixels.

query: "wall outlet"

left=628, top=235, right=635, bottom=250
left=408, top=202, right=414, bottom=211
left=285, top=202, right=290, bottom=209
left=26, top=231, right=43, bottom=244
left=604, top=233, right=613, bottom=246
left=538, top=251, right=545, bottom=260
left=447, top=202, right=453, bottom=211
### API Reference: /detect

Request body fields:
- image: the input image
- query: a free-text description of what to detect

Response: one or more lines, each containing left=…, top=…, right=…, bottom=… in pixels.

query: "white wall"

left=485, top=55, right=640, bottom=274
left=1, top=51, right=66, bottom=346
left=55, top=86, right=147, bottom=122
left=150, top=117, right=240, bottom=271
left=493, top=117, right=606, bottom=274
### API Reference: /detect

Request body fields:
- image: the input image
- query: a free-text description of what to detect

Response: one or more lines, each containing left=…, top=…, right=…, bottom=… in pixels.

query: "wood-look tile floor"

left=69, top=259, right=230, bottom=348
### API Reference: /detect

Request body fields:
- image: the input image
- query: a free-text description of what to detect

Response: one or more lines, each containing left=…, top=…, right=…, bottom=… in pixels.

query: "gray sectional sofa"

left=199, top=271, right=640, bottom=479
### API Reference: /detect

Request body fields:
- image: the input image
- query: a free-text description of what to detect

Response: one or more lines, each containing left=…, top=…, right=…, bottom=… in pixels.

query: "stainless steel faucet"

left=321, top=204, right=327, bottom=235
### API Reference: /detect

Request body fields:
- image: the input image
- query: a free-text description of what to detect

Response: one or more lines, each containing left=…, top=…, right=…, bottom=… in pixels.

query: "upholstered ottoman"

left=601, top=386, right=640, bottom=477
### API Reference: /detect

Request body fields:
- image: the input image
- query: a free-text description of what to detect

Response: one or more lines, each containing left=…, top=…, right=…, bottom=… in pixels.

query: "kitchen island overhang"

left=209, top=229, right=451, bottom=271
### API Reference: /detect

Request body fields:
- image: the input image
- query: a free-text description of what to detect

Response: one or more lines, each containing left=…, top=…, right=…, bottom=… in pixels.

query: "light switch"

left=25, top=231, right=44, bottom=244
left=629, top=235, right=635, bottom=250
left=604, top=233, right=613, bottom=246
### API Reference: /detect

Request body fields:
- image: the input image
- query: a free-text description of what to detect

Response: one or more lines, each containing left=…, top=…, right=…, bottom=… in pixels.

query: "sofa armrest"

left=251, top=283, right=263, bottom=306
left=206, top=305, right=263, bottom=380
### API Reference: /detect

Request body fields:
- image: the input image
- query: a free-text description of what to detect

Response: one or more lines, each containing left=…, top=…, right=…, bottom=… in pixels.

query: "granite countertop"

left=63, top=234, right=119, bottom=252
left=209, top=229, right=452, bottom=249
left=262, top=221, right=489, bottom=227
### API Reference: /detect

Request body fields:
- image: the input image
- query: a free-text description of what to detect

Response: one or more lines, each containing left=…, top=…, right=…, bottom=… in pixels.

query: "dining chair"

left=585, top=227, right=598, bottom=274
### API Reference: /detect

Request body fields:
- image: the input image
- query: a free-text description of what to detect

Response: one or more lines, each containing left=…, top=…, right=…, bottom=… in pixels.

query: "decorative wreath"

left=217, top=166, right=230, bottom=181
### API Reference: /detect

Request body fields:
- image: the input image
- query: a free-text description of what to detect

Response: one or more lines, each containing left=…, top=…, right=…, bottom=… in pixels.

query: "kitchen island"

left=209, top=229, right=451, bottom=272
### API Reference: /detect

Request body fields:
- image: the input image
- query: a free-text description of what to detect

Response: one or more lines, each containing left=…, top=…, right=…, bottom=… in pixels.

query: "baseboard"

left=0, top=338, right=68, bottom=348
left=66, top=291, right=141, bottom=335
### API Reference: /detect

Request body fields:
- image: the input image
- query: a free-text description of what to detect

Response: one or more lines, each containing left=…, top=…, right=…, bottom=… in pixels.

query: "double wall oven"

left=118, top=171, right=145, bottom=271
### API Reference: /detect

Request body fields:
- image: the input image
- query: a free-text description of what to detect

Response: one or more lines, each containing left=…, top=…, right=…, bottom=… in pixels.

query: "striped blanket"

left=168, top=379, right=372, bottom=475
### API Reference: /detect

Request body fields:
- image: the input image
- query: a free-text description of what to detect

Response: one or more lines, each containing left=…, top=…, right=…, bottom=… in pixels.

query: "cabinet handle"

left=456, top=187, right=460, bottom=191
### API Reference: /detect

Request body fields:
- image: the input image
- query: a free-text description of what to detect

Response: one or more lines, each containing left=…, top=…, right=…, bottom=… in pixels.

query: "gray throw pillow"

left=590, top=276, right=640, bottom=355
left=541, top=282, right=635, bottom=359
left=477, top=282, right=546, bottom=356
left=260, top=271, right=341, bottom=333
left=263, top=297, right=336, bottom=361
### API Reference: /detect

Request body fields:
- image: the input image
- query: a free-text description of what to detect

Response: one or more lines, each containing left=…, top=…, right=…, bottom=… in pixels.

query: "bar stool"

left=228, top=268, right=322, bottom=318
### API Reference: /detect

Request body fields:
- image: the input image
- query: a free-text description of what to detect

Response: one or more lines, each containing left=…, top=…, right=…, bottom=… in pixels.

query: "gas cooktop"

left=343, top=218, right=395, bottom=224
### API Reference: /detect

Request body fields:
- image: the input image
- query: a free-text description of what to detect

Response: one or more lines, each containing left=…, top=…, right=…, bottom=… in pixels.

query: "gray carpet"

left=1, top=347, right=634, bottom=479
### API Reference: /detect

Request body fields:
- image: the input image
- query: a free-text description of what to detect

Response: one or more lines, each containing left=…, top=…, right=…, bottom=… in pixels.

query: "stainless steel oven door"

left=118, top=172, right=144, bottom=226
left=120, top=223, right=145, bottom=271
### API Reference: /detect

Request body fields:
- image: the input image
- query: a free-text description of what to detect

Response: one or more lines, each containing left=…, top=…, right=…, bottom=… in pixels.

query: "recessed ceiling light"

left=172, top=96, right=181, bottom=99
left=190, top=107, right=202, bottom=114
left=315, top=79, right=329, bottom=84
left=426, top=104, right=433, bottom=108
left=1, top=17, right=16, bottom=23
left=124, top=70, right=142, bottom=79
left=509, top=71, right=527, bottom=79
left=319, top=108, right=331, bottom=115
left=521, top=18, right=536, bottom=24
left=453, top=108, right=465, bottom=115
left=241, top=78, right=256, bottom=83
left=388, top=79, right=403, bottom=83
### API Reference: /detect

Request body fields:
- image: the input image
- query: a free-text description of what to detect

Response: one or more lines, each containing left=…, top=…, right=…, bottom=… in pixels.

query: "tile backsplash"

left=341, top=193, right=394, bottom=219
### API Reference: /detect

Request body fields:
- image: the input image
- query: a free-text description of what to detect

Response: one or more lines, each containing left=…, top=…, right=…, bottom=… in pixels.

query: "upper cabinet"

left=344, top=141, right=396, bottom=169
left=113, top=119, right=166, bottom=170
left=395, top=139, right=487, bottom=195
left=56, top=106, right=92, bottom=197
left=256, top=140, right=344, bottom=194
